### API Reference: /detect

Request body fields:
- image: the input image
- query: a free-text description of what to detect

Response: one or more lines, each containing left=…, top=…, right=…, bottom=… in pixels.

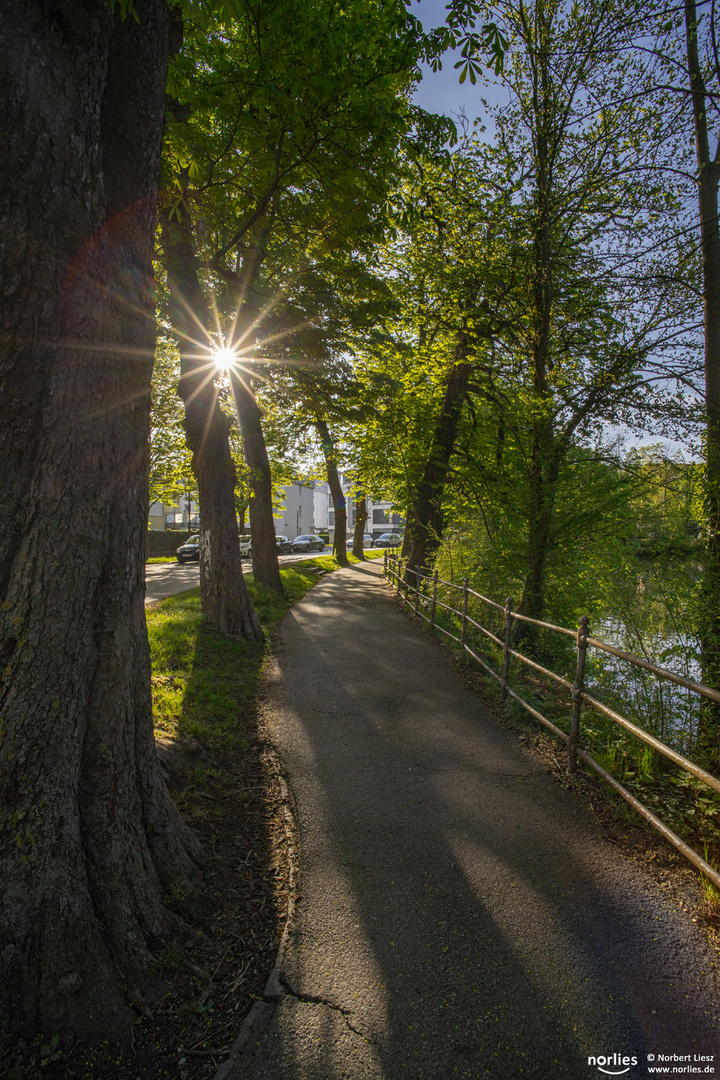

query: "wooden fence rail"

left=383, top=550, right=720, bottom=892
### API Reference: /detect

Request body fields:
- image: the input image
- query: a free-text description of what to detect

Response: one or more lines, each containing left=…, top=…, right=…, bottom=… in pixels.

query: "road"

left=144, top=552, right=329, bottom=605
left=222, top=560, right=720, bottom=1080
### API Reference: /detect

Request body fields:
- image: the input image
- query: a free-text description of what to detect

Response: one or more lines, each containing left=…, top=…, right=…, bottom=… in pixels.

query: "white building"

left=148, top=479, right=404, bottom=543
left=312, top=475, right=404, bottom=542
left=148, top=495, right=199, bottom=532
left=273, top=481, right=315, bottom=539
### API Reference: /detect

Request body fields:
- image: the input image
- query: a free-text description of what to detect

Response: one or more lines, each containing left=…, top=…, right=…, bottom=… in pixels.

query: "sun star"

left=212, top=345, right=238, bottom=370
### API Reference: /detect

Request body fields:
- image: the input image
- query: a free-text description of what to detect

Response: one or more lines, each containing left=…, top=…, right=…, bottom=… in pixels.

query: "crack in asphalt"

left=279, top=976, right=376, bottom=1045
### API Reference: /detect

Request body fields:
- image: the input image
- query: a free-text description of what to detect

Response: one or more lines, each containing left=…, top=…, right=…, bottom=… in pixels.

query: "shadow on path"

left=234, top=563, right=720, bottom=1080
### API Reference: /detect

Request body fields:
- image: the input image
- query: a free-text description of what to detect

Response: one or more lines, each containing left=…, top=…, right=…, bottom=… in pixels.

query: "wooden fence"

left=383, top=550, right=720, bottom=892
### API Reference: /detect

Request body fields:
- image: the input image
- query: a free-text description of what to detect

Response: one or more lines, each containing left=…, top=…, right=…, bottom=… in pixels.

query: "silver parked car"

left=372, top=532, right=402, bottom=547
left=347, top=533, right=375, bottom=547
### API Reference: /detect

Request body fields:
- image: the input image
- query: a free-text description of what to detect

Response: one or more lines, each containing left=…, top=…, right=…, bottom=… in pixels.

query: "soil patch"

left=2, top=710, right=290, bottom=1080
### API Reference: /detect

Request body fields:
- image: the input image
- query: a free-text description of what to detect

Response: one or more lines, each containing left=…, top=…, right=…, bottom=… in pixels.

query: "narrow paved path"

left=235, top=562, right=719, bottom=1079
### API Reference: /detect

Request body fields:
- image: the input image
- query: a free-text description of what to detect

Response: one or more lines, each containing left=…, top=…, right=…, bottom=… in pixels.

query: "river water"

left=582, top=615, right=702, bottom=756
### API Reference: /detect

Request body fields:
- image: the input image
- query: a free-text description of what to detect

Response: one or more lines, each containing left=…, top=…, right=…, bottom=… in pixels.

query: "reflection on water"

left=583, top=615, right=701, bottom=756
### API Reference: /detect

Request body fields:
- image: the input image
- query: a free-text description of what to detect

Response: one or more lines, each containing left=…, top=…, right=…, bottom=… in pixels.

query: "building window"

left=373, top=509, right=389, bottom=525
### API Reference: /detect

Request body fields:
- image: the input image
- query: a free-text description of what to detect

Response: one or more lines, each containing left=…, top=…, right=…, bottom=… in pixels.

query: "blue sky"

left=411, top=0, right=509, bottom=122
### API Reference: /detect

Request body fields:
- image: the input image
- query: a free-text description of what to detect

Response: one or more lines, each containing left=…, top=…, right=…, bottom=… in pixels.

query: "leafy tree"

left=393, top=2, right=692, bottom=618
left=159, top=202, right=266, bottom=627
left=159, top=0, right=431, bottom=596
left=149, top=336, right=195, bottom=507
left=477, top=0, right=697, bottom=620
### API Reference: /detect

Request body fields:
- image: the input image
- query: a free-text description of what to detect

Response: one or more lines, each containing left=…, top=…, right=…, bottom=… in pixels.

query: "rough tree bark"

left=231, top=375, right=284, bottom=595
left=158, top=205, right=264, bottom=637
left=518, top=47, right=555, bottom=626
left=0, top=0, right=205, bottom=1042
left=520, top=432, right=561, bottom=623
left=404, top=336, right=472, bottom=579
left=316, top=418, right=349, bottom=565
left=352, top=491, right=368, bottom=559
left=685, top=0, right=720, bottom=760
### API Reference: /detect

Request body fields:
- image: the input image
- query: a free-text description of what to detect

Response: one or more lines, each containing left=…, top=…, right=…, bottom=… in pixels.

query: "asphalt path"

left=144, top=552, right=326, bottom=605
left=230, top=560, right=720, bottom=1080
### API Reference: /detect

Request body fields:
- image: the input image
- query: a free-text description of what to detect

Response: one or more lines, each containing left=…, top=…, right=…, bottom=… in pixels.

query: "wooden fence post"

left=429, top=569, right=439, bottom=629
left=461, top=578, right=469, bottom=644
left=384, top=548, right=388, bottom=580
left=501, top=597, right=513, bottom=701
left=568, top=616, right=590, bottom=774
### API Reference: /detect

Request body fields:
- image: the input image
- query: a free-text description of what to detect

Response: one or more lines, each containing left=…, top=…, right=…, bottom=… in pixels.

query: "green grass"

left=147, top=556, right=177, bottom=564
left=148, top=592, right=255, bottom=747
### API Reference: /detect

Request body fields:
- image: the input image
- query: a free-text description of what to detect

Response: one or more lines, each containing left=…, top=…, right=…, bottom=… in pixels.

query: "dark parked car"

left=372, top=532, right=402, bottom=547
left=292, top=534, right=325, bottom=553
left=276, top=535, right=294, bottom=553
left=176, top=535, right=200, bottom=562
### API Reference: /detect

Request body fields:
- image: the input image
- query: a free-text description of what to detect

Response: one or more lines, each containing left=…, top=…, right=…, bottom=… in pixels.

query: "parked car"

left=238, top=535, right=252, bottom=558
left=348, top=533, right=375, bottom=548
left=176, top=535, right=200, bottom=562
left=276, top=535, right=293, bottom=553
left=292, top=534, right=325, bottom=553
left=373, top=532, right=402, bottom=547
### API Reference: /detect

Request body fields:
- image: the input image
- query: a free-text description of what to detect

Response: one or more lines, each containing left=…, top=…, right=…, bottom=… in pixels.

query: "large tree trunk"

left=404, top=337, right=472, bottom=578
left=0, top=0, right=204, bottom=1043
left=352, top=491, right=368, bottom=559
left=316, top=419, right=349, bottom=565
left=231, top=376, right=284, bottom=595
left=519, top=435, right=562, bottom=622
left=158, top=206, right=264, bottom=638
left=518, top=72, right=555, bottom=626
left=685, top=0, right=720, bottom=762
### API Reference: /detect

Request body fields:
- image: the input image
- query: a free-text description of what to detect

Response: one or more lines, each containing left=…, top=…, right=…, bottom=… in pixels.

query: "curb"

left=212, top=767, right=299, bottom=1080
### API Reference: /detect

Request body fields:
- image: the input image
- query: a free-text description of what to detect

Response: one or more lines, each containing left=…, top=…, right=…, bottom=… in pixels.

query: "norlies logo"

left=588, top=1054, right=639, bottom=1076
